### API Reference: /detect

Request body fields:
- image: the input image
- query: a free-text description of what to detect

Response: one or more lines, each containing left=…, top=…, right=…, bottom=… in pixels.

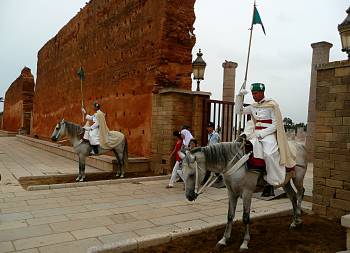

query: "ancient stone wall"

left=0, top=112, right=3, bottom=129
left=313, top=60, right=350, bottom=219
left=32, top=0, right=196, bottom=156
left=3, top=67, right=34, bottom=133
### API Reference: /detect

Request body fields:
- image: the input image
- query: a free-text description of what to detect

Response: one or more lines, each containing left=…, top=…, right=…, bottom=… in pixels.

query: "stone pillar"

left=151, top=88, right=210, bottom=175
left=221, top=61, right=238, bottom=141
left=306, top=42, right=332, bottom=162
left=222, top=61, right=238, bottom=102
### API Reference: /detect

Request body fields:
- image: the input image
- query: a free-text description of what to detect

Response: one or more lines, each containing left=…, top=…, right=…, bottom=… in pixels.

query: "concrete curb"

left=27, top=175, right=170, bottom=191
left=86, top=207, right=312, bottom=253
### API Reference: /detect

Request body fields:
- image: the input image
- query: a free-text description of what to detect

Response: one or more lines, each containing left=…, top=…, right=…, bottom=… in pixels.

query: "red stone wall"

left=32, top=0, right=196, bottom=157
left=3, top=67, right=34, bottom=133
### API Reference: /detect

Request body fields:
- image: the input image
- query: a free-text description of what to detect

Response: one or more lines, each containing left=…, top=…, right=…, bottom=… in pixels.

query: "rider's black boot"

left=92, top=145, right=99, bottom=155
left=261, top=184, right=275, bottom=197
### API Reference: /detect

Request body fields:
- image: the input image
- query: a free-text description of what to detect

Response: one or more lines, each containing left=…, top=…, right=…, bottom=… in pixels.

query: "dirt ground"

left=131, top=214, right=346, bottom=253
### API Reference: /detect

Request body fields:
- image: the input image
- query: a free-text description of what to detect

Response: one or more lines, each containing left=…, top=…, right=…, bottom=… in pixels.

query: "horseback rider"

left=240, top=83, right=296, bottom=197
left=81, top=101, right=105, bottom=155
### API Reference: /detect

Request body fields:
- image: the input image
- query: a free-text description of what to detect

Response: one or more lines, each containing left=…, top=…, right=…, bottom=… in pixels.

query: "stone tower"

left=306, top=41, right=333, bottom=162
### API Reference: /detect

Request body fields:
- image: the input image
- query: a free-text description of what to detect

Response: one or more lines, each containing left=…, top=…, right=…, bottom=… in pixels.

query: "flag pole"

left=236, top=0, right=256, bottom=137
left=243, top=0, right=256, bottom=88
left=78, top=65, right=85, bottom=123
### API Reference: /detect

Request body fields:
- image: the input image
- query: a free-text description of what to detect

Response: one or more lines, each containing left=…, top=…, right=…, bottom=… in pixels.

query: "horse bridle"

left=53, top=122, right=63, bottom=140
left=193, top=150, right=252, bottom=196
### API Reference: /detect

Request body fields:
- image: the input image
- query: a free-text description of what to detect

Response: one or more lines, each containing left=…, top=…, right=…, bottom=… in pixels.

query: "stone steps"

left=16, top=135, right=150, bottom=173
left=0, top=130, right=17, bottom=137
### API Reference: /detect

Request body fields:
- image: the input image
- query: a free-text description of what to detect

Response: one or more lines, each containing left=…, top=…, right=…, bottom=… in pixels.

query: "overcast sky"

left=0, top=0, right=349, bottom=123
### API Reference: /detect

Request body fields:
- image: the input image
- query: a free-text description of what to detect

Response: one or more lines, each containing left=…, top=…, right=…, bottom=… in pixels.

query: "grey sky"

left=0, top=0, right=349, bottom=123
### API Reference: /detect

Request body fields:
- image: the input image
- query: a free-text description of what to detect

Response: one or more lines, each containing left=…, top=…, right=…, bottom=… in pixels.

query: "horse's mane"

left=201, top=142, right=242, bottom=170
left=64, top=121, right=82, bottom=137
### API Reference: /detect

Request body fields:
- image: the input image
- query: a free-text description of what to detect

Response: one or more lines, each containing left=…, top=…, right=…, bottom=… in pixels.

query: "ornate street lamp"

left=192, top=49, right=207, bottom=91
left=338, top=7, right=350, bottom=59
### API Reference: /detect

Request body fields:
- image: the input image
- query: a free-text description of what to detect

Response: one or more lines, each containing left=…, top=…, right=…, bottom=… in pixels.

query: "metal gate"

left=201, top=99, right=249, bottom=145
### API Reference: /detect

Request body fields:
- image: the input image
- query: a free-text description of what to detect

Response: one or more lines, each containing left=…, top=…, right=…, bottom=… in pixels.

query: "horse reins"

left=194, top=150, right=252, bottom=196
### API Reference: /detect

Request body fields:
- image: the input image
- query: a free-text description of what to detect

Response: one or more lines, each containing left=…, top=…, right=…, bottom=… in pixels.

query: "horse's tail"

left=123, top=137, right=128, bottom=170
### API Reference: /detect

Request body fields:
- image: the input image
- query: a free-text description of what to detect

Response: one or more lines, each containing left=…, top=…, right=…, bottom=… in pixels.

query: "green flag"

left=77, top=66, right=85, bottom=80
left=253, top=6, right=266, bottom=35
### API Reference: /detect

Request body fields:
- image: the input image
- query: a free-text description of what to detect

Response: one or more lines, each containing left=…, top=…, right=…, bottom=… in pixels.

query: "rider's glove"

left=81, top=108, right=86, bottom=114
left=238, top=89, right=248, bottom=96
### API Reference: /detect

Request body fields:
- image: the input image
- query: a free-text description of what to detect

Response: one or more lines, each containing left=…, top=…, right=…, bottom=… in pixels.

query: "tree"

left=283, top=117, right=294, bottom=131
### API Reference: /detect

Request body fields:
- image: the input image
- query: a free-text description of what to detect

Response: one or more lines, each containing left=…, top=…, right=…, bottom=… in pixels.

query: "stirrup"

left=261, top=185, right=275, bottom=197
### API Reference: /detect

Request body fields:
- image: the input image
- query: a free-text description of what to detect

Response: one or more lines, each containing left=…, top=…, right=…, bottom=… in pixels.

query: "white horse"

left=181, top=141, right=307, bottom=251
left=51, top=119, right=128, bottom=181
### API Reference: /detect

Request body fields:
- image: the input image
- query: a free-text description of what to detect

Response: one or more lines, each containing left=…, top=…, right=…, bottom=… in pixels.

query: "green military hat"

left=250, top=83, right=265, bottom=92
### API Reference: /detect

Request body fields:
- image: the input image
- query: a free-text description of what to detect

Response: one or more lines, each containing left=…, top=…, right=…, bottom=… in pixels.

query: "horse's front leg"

left=240, top=190, right=253, bottom=251
left=283, top=181, right=301, bottom=228
left=112, top=148, right=124, bottom=178
left=118, top=151, right=125, bottom=178
left=292, top=168, right=305, bottom=226
left=76, top=157, right=83, bottom=182
left=217, top=189, right=238, bottom=247
left=79, top=156, right=86, bottom=182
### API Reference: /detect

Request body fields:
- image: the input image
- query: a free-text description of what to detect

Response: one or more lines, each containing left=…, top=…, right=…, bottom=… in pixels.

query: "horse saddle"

left=243, top=140, right=295, bottom=175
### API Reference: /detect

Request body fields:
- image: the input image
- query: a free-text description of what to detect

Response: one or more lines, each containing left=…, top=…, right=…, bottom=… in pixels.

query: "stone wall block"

left=329, top=85, right=348, bottom=93
left=312, top=203, right=327, bottom=216
left=336, top=189, right=350, bottom=202
left=313, top=167, right=330, bottom=178
left=344, top=182, right=350, bottom=191
left=314, top=176, right=326, bottom=186
left=317, top=111, right=336, bottom=118
left=343, top=117, right=350, bottom=125
left=314, top=141, right=331, bottom=148
left=330, top=199, right=350, bottom=211
left=327, top=207, right=346, bottom=219
left=335, top=66, right=350, bottom=77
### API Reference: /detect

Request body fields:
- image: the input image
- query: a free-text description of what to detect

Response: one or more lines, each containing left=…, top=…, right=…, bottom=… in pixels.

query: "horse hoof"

left=120, top=174, right=124, bottom=178
left=75, top=176, right=81, bottom=182
left=216, top=239, right=226, bottom=249
left=290, top=221, right=302, bottom=229
left=239, top=246, right=248, bottom=252
left=239, top=243, right=248, bottom=251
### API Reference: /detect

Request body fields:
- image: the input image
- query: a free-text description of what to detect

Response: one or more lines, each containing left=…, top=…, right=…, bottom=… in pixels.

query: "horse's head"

left=182, top=148, right=206, bottom=202
left=51, top=119, right=66, bottom=142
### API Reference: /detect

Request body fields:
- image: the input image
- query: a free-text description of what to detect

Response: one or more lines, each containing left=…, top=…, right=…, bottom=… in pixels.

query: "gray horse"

left=51, top=119, right=128, bottom=181
left=181, top=141, right=307, bottom=251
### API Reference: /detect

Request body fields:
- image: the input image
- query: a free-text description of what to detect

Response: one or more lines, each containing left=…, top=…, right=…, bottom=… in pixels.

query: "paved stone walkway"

left=0, top=137, right=313, bottom=253
left=0, top=137, right=102, bottom=186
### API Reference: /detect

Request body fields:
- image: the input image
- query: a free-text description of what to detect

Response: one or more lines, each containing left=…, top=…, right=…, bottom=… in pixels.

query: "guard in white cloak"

left=239, top=83, right=296, bottom=196
left=82, top=102, right=103, bottom=154
left=82, top=102, right=124, bottom=155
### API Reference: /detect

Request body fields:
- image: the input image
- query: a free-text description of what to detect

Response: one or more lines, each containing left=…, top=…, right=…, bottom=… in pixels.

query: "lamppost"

left=192, top=49, right=207, bottom=91
left=0, top=97, right=4, bottom=103
left=338, top=7, right=350, bottom=59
